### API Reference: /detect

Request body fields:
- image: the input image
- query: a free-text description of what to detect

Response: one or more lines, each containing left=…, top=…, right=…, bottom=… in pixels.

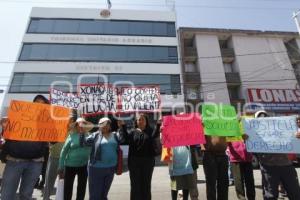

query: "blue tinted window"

left=19, top=43, right=178, bottom=63
left=153, top=23, right=167, bottom=36
left=103, top=21, right=129, bottom=35
left=167, top=23, right=176, bottom=36
left=78, top=20, right=103, bottom=34
left=53, top=19, right=80, bottom=33
left=28, top=18, right=176, bottom=37
left=9, top=73, right=181, bottom=94
left=128, top=21, right=152, bottom=35
left=48, top=44, right=75, bottom=60
left=127, top=46, right=152, bottom=62
left=101, top=45, right=127, bottom=61
left=74, top=45, right=101, bottom=61
left=36, top=19, right=55, bottom=33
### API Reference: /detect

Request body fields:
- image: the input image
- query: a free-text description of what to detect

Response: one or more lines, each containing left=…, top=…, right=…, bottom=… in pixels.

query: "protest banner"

left=79, top=84, right=118, bottom=115
left=3, top=100, right=70, bottom=142
left=226, top=115, right=253, bottom=142
left=162, top=113, right=205, bottom=147
left=50, top=88, right=80, bottom=109
left=202, top=104, right=241, bottom=136
left=120, top=86, right=161, bottom=113
left=243, top=116, right=300, bottom=153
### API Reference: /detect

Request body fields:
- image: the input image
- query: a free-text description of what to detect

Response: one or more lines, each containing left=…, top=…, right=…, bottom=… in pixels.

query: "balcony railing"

left=184, top=72, right=201, bottom=84
left=221, top=48, right=235, bottom=63
left=184, top=47, right=197, bottom=62
left=288, top=50, right=300, bottom=64
left=225, top=72, right=241, bottom=85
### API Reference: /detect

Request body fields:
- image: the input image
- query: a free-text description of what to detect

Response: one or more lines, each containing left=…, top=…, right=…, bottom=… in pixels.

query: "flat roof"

left=179, top=27, right=299, bottom=38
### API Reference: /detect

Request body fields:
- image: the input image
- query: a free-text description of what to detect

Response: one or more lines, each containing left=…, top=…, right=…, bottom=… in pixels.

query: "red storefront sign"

left=247, top=89, right=300, bottom=112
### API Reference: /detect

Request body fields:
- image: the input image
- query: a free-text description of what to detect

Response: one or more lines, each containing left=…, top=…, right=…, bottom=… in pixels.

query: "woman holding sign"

left=79, top=117, right=124, bottom=200
left=119, top=114, right=161, bottom=200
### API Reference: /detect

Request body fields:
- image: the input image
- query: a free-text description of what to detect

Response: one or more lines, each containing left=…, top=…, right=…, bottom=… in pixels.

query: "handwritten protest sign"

left=120, top=86, right=161, bottom=112
left=243, top=116, right=300, bottom=153
left=3, top=100, right=70, bottom=142
left=162, top=113, right=205, bottom=147
left=79, top=84, right=118, bottom=115
left=202, top=104, right=241, bottom=136
left=226, top=115, right=253, bottom=142
left=50, top=88, right=80, bottom=109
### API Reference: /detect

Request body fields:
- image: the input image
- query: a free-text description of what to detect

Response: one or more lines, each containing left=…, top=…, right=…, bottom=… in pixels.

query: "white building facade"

left=2, top=7, right=184, bottom=116
left=179, top=28, right=300, bottom=115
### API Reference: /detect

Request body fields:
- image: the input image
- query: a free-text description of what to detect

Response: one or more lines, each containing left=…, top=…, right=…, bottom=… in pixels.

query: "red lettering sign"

left=247, top=89, right=300, bottom=103
left=162, top=113, right=206, bottom=147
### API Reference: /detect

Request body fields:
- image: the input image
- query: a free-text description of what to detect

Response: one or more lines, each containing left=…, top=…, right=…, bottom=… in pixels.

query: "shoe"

left=37, top=182, right=45, bottom=190
left=229, top=180, right=234, bottom=186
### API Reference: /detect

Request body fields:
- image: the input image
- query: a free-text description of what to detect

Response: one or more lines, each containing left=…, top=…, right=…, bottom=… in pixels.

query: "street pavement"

left=32, top=164, right=299, bottom=200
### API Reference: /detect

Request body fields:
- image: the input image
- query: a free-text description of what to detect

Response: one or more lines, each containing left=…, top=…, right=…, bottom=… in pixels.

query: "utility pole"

left=293, top=10, right=300, bottom=35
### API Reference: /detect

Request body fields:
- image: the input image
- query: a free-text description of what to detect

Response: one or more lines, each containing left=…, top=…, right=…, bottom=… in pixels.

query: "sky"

left=0, top=0, right=300, bottom=105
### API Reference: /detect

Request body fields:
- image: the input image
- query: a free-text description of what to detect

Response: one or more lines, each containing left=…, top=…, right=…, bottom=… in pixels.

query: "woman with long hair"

left=120, top=113, right=161, bottom=200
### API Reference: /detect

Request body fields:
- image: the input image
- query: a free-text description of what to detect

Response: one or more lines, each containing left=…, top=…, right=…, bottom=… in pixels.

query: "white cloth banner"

left=243, top=116, right=300, bottom=153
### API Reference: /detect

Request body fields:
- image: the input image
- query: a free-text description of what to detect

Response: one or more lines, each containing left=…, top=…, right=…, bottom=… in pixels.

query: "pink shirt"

left=227, top=141, right=252, bottom=163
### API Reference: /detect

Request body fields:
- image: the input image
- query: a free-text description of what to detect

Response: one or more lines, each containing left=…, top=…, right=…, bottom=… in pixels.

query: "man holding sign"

left=1, top=95, right=59, bottom=200
left=244, top=110, right=300, bottom=200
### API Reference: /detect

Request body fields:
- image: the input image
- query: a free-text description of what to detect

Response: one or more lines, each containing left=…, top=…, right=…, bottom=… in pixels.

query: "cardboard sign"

left=202, top=104, right=241, bottom=136
left=162, top=113, right=205, bottom=147
left=3, top=100, right=70, bottom=142
left=78, top=84, right=118, bottom=115
left=243, top=116, right=300, bottom=153
left=120, top=86, right=161, bottom=112
left=226, top=115, right=253, bottom=142
left=50, top=88, right=80, bottom=109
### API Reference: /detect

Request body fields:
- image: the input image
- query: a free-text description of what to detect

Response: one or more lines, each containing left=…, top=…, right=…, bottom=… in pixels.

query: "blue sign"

left=243, top=116, right=300, bottom=153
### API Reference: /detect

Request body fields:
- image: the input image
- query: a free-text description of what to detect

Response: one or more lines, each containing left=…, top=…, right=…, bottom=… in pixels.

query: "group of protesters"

left=0, top=94, right=300, bottom=200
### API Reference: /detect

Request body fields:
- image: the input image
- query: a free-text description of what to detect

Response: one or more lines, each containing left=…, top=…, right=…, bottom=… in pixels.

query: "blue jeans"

left=88, top=166, right=115, bottom=200
left=1, top=160, right=42, bottom=200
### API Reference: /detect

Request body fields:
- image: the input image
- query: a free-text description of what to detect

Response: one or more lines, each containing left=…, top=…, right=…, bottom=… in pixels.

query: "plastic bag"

left=55, top=179, right=64, bottom=200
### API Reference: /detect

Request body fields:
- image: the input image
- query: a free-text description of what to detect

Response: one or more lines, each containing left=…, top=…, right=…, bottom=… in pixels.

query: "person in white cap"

left=253, top=110, right=300, bottom=200
left=119, top=113, right=161, bottom=200
left=58, top=117, right=93, bottom=200
left=80, top=116, right=124, bottom=200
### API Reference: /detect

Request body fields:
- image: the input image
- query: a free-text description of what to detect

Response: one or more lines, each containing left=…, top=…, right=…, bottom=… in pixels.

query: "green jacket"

left=58, top=132, right=91, bottom=170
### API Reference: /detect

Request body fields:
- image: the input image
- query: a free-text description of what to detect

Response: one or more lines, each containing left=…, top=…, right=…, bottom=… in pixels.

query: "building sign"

left=247, top=88, right=300, bottom=112
left=100, top=9, right=111, bottom=17
left=50, top=36, right=153, bottom=45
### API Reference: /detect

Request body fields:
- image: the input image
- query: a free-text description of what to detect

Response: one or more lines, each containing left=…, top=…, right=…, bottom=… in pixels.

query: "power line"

left=0, top=49, right=292, bottom=64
